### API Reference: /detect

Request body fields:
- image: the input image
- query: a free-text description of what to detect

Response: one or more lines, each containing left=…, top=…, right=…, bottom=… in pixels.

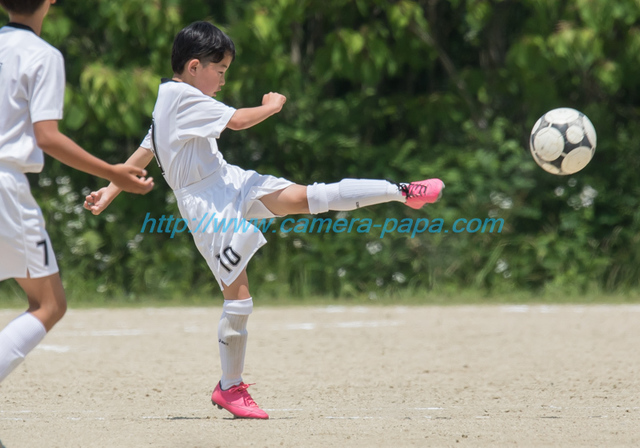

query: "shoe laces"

left=398, top=182, right=428, bottom=199
left=229, top=382, right=257, bottom=406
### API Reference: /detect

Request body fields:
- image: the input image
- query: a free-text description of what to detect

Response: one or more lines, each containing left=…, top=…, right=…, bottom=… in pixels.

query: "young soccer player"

left=83, top=21, right=444, bottom=419
left=0, top=0, right=154, bottom=383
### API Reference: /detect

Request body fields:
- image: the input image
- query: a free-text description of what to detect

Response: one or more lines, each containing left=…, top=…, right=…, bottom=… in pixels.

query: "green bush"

left=2, top=0, right=640, bottom=303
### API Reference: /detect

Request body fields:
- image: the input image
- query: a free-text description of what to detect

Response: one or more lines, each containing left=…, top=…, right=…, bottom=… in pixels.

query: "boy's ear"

left=186, top=59, right=200, bottom=75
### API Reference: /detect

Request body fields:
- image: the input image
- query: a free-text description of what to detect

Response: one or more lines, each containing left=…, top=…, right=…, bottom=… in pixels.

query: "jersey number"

left=36, top=239, right=49, bottom=266
left=216, top=246, right=241, bottom=273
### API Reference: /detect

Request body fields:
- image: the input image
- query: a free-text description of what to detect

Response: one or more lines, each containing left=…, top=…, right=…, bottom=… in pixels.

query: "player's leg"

left=219, top=269, right=251, bottom=391
left=257, top=184, right=309, bottom=215
left=0, top=273, right=66, bottom=382
left=211, top=269, right=268, bottom=419
left=259, top=178, right=444, bottom=216
left=0, top=167, right=65, bottom=382
left=15, top=273, right=67, bottom=331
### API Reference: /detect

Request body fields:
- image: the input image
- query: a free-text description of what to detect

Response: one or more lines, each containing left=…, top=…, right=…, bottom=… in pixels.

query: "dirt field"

left=1, top=304, right=639, bottom=447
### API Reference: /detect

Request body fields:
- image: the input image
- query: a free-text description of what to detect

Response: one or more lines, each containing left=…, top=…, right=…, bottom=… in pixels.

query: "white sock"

left=0, top=312, right=47, bottom=382
left=218, top=298, right=253, bottom=390
left=307, top=179, right=403, bottom=214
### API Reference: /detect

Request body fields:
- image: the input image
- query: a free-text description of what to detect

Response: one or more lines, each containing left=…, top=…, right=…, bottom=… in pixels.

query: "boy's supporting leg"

left=0, top=312, right=46, bottom=382
left=218, top=297, right=252, bottom=390
left=212, top=300, right=270, bottom=419
left=307, top=179, right=404, bottom=214
left=0, top=273, right=66, bottom=382
left=212, top=270, right=268, bottom=419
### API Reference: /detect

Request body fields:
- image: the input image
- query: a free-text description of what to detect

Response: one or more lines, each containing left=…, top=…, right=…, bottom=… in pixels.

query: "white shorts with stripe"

left=0, top=165, right=59, bottom=281
left=173, top=162, right=293, bottom=290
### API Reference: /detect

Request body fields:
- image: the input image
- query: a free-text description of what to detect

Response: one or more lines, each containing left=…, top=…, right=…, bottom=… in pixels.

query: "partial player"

left=529, top=107, right=597, bottom=175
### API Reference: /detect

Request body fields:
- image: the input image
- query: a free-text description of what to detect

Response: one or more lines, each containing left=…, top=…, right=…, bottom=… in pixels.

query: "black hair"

left=171, top=21, right=236, bottom=74
left=0, top=0, right=47, bottom=15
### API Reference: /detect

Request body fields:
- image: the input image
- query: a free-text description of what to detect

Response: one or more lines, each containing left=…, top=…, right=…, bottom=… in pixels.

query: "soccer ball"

left=529, top=108, right=597, bottom=175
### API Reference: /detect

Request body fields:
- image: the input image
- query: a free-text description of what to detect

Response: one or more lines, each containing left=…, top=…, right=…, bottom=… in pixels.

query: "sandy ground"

left=0, top=304, right=639, bottom=447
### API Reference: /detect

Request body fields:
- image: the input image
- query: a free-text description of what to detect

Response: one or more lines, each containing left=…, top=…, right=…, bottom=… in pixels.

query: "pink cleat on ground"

left=399, top=179, right=445, bottom=209
left=211, top=382, right=269, bottom=419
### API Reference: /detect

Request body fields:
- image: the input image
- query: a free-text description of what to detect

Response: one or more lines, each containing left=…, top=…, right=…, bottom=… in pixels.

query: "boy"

left=83, top=21, right=443, bottom=419
left=0, top=0, right=154, bottom=383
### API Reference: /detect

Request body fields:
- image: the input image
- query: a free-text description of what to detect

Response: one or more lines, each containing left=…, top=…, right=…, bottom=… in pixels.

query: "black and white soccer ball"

left=529, top=108, right=597, bottom=175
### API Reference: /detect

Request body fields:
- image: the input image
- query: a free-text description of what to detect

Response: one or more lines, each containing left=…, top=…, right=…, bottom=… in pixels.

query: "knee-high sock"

left=0, top=312, right=46, bottom=382
left=307, top=179, right=403, bottom=214
left=218, top=298, right=253, bottom=390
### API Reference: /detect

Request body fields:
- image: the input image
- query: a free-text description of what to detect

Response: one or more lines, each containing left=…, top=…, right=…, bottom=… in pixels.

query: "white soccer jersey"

left=140, top=80, right=237, bottom=190
left=0, top=24, right=65, bottom=173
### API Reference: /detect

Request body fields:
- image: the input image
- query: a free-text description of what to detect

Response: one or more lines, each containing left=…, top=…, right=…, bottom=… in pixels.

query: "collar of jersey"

left=5, top=22, right=36, bottom=34
left=161, top=78, right=180, bottom=84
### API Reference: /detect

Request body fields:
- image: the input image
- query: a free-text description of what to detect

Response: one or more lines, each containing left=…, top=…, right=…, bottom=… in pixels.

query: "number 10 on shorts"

left=216, top=246, right=242, bottom=273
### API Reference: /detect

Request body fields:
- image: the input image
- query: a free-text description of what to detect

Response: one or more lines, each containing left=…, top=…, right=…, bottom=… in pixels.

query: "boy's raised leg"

left=259, top=178, right=444, bottom=217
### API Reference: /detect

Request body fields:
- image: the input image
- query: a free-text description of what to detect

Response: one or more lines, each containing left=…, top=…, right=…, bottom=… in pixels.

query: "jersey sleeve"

left=28, top=48, right=65, bottom=123
left=175, top=91, right=236, bottom=140
left=140, top=125, right=152, bottom=149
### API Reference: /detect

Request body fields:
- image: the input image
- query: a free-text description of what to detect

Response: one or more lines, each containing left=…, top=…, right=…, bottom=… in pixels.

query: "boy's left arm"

left=226, top=92, right=287, bottom=131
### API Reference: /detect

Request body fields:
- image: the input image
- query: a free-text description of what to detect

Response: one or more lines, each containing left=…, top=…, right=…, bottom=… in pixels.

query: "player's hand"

left=109, top=164, right=154, bottom=195
left=262, top=92, right=287, bottom=113
left=83, top=187, right=114, bottom=215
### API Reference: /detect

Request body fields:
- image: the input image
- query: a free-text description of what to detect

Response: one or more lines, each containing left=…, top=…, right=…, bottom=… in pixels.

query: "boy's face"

left=191, top=53, right=233, bottom=98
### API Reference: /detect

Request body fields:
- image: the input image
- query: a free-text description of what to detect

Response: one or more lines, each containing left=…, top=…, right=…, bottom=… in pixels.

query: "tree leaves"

left=5, top=0, right=639, bottom=300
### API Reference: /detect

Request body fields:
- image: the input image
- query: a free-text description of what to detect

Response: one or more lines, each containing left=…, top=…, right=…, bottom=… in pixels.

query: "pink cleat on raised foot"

left=399, top=179, right=445, bottom=209
left=211, top=382, right=269, bottom=419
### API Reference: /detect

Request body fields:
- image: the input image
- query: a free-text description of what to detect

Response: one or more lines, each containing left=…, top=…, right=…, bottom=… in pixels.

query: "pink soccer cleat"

left=211, top=382, right=269, bottom=419
left=399, top=179, right=445, bottom=209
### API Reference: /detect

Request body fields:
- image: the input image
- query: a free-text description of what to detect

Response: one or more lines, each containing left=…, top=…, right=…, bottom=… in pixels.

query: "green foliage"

left=4, top=0, right=640, bottom=302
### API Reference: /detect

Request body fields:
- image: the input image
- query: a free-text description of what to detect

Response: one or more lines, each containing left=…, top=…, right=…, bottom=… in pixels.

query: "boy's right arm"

left=83, top=146, right=155, bottom=215
left=33, top=120, right=154, bottom=194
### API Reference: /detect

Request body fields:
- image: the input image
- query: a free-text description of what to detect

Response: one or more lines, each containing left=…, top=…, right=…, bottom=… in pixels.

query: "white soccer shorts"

left=173, top=162, right=293, bottom=290
left=0, top=165, right=59, bottom=281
